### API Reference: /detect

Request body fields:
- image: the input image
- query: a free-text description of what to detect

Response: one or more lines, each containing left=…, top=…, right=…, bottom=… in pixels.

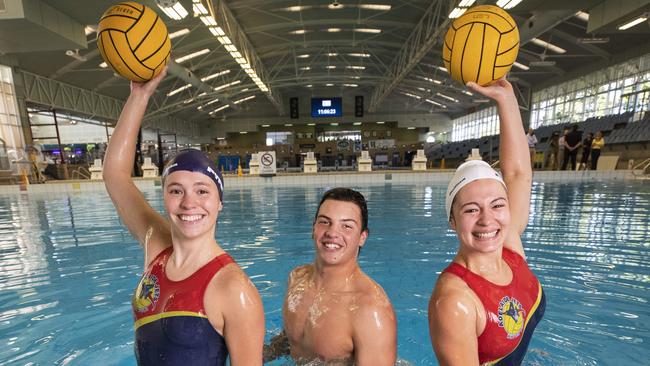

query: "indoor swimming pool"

left=0, top=181, right=648, bottom=365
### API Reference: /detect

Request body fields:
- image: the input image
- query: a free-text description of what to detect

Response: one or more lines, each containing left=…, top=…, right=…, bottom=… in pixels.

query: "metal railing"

left=70, top=166, right=91, bottom=180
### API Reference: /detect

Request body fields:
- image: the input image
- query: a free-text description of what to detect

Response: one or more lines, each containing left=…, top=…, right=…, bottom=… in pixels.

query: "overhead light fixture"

left=531, top=38, right=566, bottom=53
left=84, top=26, right=96, bottom=36
left=331, top=123, right=339, bottom=126
left=407, top=127, right=416, bottom=130
left=343, top=84, right=358, bottom=87
left=458, top=0, right=476, bottom=6
left=297, top=54, right=310, bottom=58
left=169, top=28, right=190, bottom=39
left=99, top=62, right=107, bottom=68
left=214, top=80, right=241, bottom=91
left=239, top=131, right=248, bottom=134
left=327, top=28, right=342, bottom=32
left=349, top=76, right=361, bottom=79
left=326, top=65, right=337, bottom=69
left=348, top=53, right=371, bottom=57
left=283, top=5, right=312, bottom=11
left=425, top=99, right=446, bottom=108
left=420, top=76, right=442, bottom=84
left=285, top=123, right=293, bottom=126
left=201, top=69, right=230, bottom=82
left=358, top=4, right=391, bottom=11
left=448, top=7, right=467, bottom=19
left=65, top=49, right=87, bottom=61
left=436, top=92, right=459, bottom=103
left=376, top=121, right=385, bottom=124
left=328, top=1, right=344, bottom=9
left=618, top=15, right=647, bottom=30
left=234, top=95, right=256, bottom=104
left=513, top=61, right=530, bottom=70
left=353, top=122, right=362, bottom=125
left=576, top=37, right=609, bottom=44
left=401, top=91, right=421, bottom=100
left=175, top=48, right=210, bottom=63
left=462, top=90, right=473, bottom=96
left=210, top=105, right=230, bottom=114
left=327, top=52, right=339, bottom=56
left=167, top=84, right=192, bottom=97
left=496, top=0, right=524, bottom=9
left=575, top=11, right=589, bottom=22
left=436, top=66, right=448, bottom=72
left=290, top=29, right=308, bottom=35
left=307, top=123, right=316, bottom=126
left=346, top=65, right=366, bottom=70
left=200, top=16, right=217, bottom=26
left=529, top=60, right=556, bottom=67
left=158, top=2, right=188, bottom=20
left=193, top=0, right=209, bottom=15
left=306, top=84, right=313, bottom=87
left=325, top=83, right=334, bottom=86
left=354, top=28, right=381, bottom=33
left=300, top=66, right=311, bottom=70
left=262, top=124, right=270, bottom=127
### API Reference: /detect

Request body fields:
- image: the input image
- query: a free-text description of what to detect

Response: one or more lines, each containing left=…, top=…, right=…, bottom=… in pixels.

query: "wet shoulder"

left=288, top=264, right=314, bottom=286
left=354, top=271, right=392, bottom=310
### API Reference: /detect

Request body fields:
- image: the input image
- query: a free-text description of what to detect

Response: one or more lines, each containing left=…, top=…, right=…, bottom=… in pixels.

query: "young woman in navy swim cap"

left=104, top=67, right=264, bottom=366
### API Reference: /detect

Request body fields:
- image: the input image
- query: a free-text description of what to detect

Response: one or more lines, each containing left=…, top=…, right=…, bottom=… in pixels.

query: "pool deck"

left=0, top=169, right=647, bottom=195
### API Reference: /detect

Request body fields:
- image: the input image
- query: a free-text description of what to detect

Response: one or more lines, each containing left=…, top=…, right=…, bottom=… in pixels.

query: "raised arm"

left=468, top=79, right=531, bottom=256
left=103, top=69, right=171, bottom=263
left=353, top=296, right=397, bottom=366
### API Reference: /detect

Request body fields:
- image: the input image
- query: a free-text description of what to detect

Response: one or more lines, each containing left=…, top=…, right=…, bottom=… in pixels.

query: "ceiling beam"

left=367, top=0, right=451, bottom=112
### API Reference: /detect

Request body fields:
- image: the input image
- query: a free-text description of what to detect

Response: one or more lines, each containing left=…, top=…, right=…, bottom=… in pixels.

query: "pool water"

left=0, top=182, right=648, bottom=365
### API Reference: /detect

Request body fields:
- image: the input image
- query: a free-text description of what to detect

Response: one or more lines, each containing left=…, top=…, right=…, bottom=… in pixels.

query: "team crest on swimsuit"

left=497, top=296, right=526, bottom=339
left=133, top=274, right=160, bottom=313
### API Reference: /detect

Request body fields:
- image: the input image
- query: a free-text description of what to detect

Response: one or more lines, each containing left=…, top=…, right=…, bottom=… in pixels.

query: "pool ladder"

left=631, top=158, right=650, bottom=180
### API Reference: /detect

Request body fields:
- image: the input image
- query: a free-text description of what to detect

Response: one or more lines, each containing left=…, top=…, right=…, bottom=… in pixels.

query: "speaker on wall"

left=290, top=97, right=299, bottom=119
left=355, top=95, right=364, bottom=117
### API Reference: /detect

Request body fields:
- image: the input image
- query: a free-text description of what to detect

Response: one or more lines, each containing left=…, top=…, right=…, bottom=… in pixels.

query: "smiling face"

left=449, top=179, right=510, bottom=254
left=312, top=199, right=368, bottom=267
left=163, top=170, right=222, bottom=240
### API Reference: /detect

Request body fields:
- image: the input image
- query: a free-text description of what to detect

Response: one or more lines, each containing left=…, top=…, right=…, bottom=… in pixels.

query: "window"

left=266, top=131, right=293, bottom=146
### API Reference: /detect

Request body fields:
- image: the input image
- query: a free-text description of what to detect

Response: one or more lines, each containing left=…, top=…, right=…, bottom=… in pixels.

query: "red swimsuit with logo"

left=132, top=247, right=235, bottom=366
left=442, top=248, right=546, bottom=365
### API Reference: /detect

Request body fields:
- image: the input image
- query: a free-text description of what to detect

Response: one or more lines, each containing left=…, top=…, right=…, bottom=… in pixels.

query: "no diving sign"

left=259, top=151, right=277, bottom=176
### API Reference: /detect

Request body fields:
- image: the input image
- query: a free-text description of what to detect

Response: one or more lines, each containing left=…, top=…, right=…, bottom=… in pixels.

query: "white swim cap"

left=445, top=160, right=506, bottom=220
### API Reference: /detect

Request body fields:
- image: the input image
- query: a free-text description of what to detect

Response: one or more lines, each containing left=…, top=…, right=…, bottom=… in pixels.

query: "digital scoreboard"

left=311, top=97, right=342, bottom=118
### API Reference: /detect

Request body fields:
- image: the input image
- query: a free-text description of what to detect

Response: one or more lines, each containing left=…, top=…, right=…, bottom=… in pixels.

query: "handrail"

left=70, top=166, right=91, bottom=180
left=632, top=157, right=650, bottom=171
left=490, top=160, right=500, bottom=168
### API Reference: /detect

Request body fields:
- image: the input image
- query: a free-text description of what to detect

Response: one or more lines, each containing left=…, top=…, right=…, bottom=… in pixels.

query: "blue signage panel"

left=311, top=97, right=342, bottom=118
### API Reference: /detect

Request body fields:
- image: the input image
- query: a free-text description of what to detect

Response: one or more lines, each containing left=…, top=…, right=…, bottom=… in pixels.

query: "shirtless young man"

left=265, top=188, right=396, bottom=365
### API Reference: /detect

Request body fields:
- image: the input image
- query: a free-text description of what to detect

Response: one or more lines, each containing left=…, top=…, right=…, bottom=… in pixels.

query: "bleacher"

left=427, top=112, right=649, bottom=165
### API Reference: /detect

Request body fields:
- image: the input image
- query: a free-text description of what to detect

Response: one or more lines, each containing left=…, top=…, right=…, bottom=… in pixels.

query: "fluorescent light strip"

left=169, top=28, right=190, bottom=39
left=326, top=83, right=334, bottom=86
left=496, top=0, right=524, bottom=9
left=348, top=53, right=371, bottom=57
left=437, top=92, right=459, bottom=103
left=462, top=90, right=473, bottom=96
left=99, top=62, right=107, bottom=68
left=407, top=127, right=416, bottom=130
left=175, top=48, right=210, bottom=63
left=513, top=61, right=530, bottom=70
left=343, top=84, right=358, bottom=87
left=300, top=66, right=311, bottom=70
left=353, top=122, right=362, bottom=125
left=327, top=28, right=342, bottom=33
left=437, top=66, right=448, bottom=72
left=201, top=70, right=231, bottom=82
left=358, top=4, right=391, bottom=11
left=200, top=16, right=217, bottom=26
left=448, top=7, right=467, bottom=19
left=283, top=5, right=312, bottom=11
left=284, top=123, right=293, bottom=126
left=354, top=28, right=381, bottom=34
left=618, top=16, right=647, bottom=30
left=402, top=92, right=421, bottom=100
left=234, top=95, right=256, bottom=104
left=210, top=105, right=230, bottom=114
left=193, top=3, right=209, bottom=15
left=290, top=29, right=308, bottom=35
left=346, top=65, right=366, bottom=70
left=167, top=84, right=192, bottom=97
left=297, top=54, right=310, bottom=58
left=326, top=66, right=337, bottom=69
left=531, top=38, right=566, bottom=54
left=327, top=53, right=338, bottom=56
left=158, top=3, right=188, bottom=20
left=421, top=76, right=442, bottom=84
left=425, top=99, right=446, bottom=108
left=214, top=80, right=241, bottom=91
left=575, top=11, right=589, bottom=22
left=458, top=0, right=476, bottom=6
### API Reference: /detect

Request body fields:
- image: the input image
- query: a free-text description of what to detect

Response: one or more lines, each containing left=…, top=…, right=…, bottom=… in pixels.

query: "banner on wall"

left=258, top=151, right=277, bottom=176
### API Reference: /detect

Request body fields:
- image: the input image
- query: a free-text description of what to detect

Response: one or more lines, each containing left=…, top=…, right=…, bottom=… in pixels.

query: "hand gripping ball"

left=442, top=5, right=519, bottom=86
left=97, top=2, right=171, bottom=81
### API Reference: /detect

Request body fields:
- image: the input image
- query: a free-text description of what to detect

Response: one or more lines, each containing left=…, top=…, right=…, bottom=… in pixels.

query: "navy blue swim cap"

left=161, top=149, right=224, bottom=202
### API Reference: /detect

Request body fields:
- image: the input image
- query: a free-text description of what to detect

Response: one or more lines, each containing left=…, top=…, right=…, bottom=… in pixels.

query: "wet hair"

left=315, top=187, right=369, bottom=233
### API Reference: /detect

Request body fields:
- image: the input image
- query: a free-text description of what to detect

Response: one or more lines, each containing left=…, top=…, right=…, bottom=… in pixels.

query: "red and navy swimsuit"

left=443, top=248, right=546, bottom=365
left=132, top=247, right=234, bottom=366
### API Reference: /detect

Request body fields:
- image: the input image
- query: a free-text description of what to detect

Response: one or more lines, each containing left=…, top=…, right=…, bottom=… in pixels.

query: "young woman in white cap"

left=428, top=79, right=545, bottom=366
left=104, top=68, right=264, bottom=366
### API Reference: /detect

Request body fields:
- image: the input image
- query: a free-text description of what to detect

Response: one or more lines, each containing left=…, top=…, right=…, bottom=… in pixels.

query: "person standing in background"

left=557, top=128, right=569, bottom=170
left=591, top=131, right=605, bottom=170
left=561, top=125, right=582, bottom=171
left=579, top=132, right=594, bottom=170
left=526, top=128, right=538, bottom=170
